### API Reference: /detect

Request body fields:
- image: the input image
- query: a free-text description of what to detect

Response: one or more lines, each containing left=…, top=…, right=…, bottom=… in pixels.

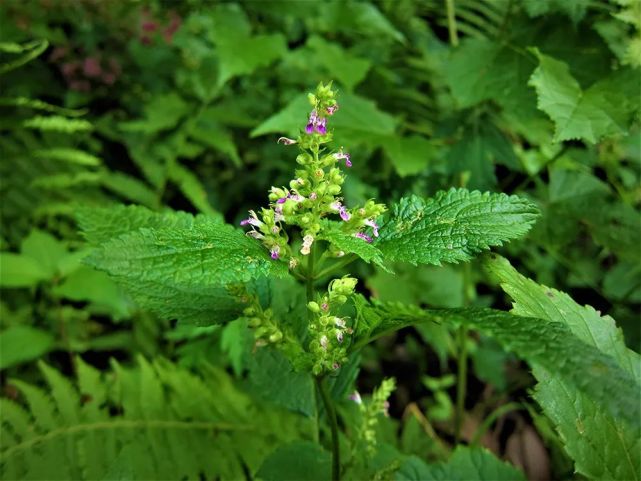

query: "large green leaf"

left=528, top=49, right=641, bottom=143
left=397, top=446, right=525, bottom=481
left=484, top=254, right=640, bottom=480
left=376, top=189, right=539, bottom=266
left=82, top=210, right=287, bottom=325
left=352, top=297, right=640, bottom=427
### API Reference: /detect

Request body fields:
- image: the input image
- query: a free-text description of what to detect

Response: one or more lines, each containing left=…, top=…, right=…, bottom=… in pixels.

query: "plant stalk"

left=446, top=0, right=459, bottom=46
left=455, top=262, right=473, bottom=442
left=316, top=376, right=341, bottom=481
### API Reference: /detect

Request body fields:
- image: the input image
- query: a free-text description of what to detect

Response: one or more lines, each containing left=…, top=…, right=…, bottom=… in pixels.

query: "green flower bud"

left=296, top=153, right=313, bottom=165
left=269, top=331, right=283, bottom=343
left=328, top=184, right=341, bottom=195
left=314, top=168, right=324, bottom=179
left=308, top=301, right=320, bottom=312
left=248, top=317, right=262, bottom=327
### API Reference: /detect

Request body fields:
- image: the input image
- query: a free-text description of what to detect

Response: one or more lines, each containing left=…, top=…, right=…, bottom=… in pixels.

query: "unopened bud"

left=308, top=301, right=320, bottom=313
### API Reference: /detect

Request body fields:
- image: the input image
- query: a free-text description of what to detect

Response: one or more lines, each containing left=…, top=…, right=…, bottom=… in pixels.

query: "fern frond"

left=0, top=40, right=48, bottom=75
left=1, top=357, right=305, bottom=480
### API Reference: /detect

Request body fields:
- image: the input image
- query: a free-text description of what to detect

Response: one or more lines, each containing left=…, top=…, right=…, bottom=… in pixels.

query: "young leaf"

left=319, top=222, right=387, bottom=269
left=352, top=298, right=640, bottom=427
left=397, top=446, right=525, bottom=481
left=528, top=49, right=641, bottom=143
left=376, top=189, right=539, bottom=266
left=484, top=254, right=641, bottom=480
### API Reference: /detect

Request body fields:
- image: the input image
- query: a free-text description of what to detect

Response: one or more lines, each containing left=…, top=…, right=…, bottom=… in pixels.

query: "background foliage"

left=0, top=1, right=639, bottom=480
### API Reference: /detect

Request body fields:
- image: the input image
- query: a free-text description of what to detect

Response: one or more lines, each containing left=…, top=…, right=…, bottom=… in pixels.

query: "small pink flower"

left=355, top=232, right=373, bottom=243
left=277, top=137, right=297, bottom=145
left=320, top=335, right=329, bottom=350
left=326, top=104, right=339, bottom=115
left=83, top=57, right=101, bottom=77
left=270, top=246, right=280, bottom=260
left=364, top=219, right=379, bottom=237
left=334, top=149, right=351, bottom=167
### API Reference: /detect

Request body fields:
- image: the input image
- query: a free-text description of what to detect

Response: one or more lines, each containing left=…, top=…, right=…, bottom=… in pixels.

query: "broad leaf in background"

left=307, top=36, right=371, bottom=92
left=484, top=254, right=641, bottom=480
left=397, top=446, right=525, bottom=481
left=257, top=441, right=331, bottom=481
left=0, top=325, right=55, bottom=370
left=248, top=348, right=316, bottom=418
left=381, top=135, right=436, bottom=177
left=251, top=93, right=396, bottom=145
left=376, top=189, right=539, bottom=265
left=352, top=297, right=640, bottom=427
left=528, top=49, right=641, bottom=144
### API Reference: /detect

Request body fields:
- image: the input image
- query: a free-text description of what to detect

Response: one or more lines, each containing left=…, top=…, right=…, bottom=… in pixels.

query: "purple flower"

left=277, top=136, right=297, bottom=145
left=276, top=197, right=287, bottom=204
left=364, top=218, right=379, bottom=237
left=355, top=232, right=373, bottom=243
left=306, top=109, right=328, bottom=135
left=334, top=149, right=352, bottom=167
left=339, top=205, right=351, bottom=221
left=270, top=246, right=280, bottom=260
left=332, top=362, right=340, bottom=370
left=240, top=210, right=263, bottom=228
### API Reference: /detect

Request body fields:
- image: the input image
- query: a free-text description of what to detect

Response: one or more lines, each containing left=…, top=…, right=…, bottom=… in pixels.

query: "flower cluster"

left=307, top=276, right=358, bottom=375
left=350, top=378, right=396, bottom=457
left=240, top=82, right=387, bottom=270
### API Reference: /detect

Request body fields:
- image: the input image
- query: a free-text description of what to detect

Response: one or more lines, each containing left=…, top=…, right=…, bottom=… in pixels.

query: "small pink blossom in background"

left=83, top=57, right=101, bottom=78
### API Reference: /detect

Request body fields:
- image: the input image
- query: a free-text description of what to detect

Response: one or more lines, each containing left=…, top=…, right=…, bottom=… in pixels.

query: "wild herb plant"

left=1, top=2, right=640, bottom=480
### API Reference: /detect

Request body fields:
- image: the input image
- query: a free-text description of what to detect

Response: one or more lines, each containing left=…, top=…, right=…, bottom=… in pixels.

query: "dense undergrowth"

left=0, top=1, right=640, bottom=480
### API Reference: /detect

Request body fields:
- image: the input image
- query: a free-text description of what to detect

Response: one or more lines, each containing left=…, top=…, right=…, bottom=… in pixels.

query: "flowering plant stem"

left=316, top=375, right=341, bottom=481
left=307, top=242, right=341, bottom=481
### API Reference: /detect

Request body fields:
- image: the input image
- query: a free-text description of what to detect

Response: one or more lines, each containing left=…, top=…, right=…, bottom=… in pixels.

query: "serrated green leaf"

left=84, top=217, right=287, bottom=324
left=376, top=189, right=539, bottom=266
left=352, top=297, right=640, bottom=427
left=528, top=50, right=641, bottom=143
left=484, top=254, right=640, bottom=480
left=77, top=205, right=200, bottom=245
left=397, top=446, right=525, bottom=481
left=319, top=222, right=387, bottom=269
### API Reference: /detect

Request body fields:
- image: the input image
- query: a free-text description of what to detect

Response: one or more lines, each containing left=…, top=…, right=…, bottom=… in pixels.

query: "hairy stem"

left=316, top=376, right=341, bottom=481
left=455, top=262, right=473, bottom=442
left=306, top=243, right=316, bottom=306
left=445, top=0, right=459, bottom=46
left=454, top=325, right=468, bottom=442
